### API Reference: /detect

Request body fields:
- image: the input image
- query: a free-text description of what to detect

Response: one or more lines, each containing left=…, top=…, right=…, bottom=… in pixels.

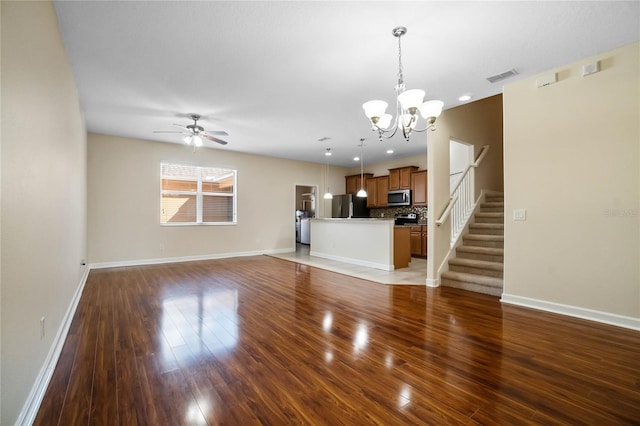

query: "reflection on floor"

left=269, top=244, right=427, bottom=285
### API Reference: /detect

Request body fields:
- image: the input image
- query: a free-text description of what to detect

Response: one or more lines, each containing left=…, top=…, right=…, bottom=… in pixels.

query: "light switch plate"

left=513, top=209, right=526, bottom=221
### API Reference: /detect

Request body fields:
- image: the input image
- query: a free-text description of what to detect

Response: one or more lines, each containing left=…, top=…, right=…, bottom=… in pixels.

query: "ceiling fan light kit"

left=363, top=26, right=444, bottom=141
left=153, top=114, right=229, bottom=147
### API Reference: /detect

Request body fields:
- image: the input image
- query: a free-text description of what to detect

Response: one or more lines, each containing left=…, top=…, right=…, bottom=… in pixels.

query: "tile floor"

left=269, top=244, right=427, bottom=285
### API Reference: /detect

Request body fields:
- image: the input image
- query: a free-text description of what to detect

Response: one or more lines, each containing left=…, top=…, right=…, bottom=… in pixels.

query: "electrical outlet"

left=40, top=317, right=45, bottom=339
left=513, top=209, right=527, bottom=221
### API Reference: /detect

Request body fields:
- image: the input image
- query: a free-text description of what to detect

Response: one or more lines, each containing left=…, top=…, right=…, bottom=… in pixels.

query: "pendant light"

left=323, top=148, right=333, bottom=200
left=356, top=139, right=367, bottom=198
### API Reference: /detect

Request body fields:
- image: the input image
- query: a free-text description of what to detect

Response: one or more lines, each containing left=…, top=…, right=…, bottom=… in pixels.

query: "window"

left=161, top=163, right=237, bottom=225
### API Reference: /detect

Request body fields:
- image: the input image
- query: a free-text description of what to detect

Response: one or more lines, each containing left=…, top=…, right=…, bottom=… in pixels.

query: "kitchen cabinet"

left=411, top=170, right=428, bottom=206
left=365, top=177, right=378, bottom=207
left=346, top=173, right=373, bottom=195
left=410, top=225, right=427, bottom=258
left=389, top=166, right=418, bottom=190
left=376, top=176, right=389, bottom=207
left=366, top=176, right=389, bottom=208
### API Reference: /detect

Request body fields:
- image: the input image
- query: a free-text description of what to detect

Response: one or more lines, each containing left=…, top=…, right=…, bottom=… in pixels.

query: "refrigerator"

left=331, top=194, right=370, bottom=218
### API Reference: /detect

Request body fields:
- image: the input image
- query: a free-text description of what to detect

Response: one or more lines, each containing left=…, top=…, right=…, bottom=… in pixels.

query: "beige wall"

left=88, top=134, right=347, bottom=264
left=503, top=42, right=639, bottom=319
left=427, top=95, right=504, bottom=281
left=1, top=1, right=87, bottom=424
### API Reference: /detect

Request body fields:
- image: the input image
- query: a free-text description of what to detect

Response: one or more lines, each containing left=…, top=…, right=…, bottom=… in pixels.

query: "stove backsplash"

left=370, top=206, right=428, bottom=225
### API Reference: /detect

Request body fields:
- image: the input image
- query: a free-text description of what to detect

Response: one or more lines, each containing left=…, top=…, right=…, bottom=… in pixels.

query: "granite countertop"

left=313, top=217, right=394, bottom=222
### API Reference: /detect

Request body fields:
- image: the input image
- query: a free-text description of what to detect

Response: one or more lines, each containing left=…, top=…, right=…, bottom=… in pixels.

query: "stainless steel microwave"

left=387, top=189, right=411, bottom=206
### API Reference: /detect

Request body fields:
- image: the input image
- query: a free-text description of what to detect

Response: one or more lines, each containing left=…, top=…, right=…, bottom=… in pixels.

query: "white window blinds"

left=160, top=163, right=237, bottom=225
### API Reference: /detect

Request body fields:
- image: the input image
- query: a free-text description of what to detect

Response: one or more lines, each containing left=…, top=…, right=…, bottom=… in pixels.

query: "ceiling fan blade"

left=153, top=130, right=190, bottom=134
left=203, top=130, right=229, bottom=136
left=202, top=134, right=228, bottom=145
left=172, top=124, right=190, bottom=131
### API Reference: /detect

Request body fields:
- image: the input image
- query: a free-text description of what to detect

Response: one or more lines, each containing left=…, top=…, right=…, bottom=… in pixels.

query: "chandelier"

left=362, top=27, right=444, bottom=141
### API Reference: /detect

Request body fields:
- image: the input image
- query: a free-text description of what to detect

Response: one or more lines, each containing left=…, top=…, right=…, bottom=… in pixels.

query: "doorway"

left=294, top=185, right=317, bottom=250
left=450, top=140, right=474, bottom=191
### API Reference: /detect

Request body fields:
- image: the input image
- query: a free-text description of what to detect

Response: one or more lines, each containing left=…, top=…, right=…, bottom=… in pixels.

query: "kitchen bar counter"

left=310, top=218, right=399, bottom=271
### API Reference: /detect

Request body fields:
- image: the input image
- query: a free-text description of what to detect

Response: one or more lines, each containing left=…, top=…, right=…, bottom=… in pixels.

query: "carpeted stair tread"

left=441, top=278, right=503, bottom=297
left=455, top=246, right=504, bottom=262
left=470, top=223, right=504, bottom=230
left=456, top=246, right=504, bottom=255
left=475, top=212, right=504, bottom=218
left=463, top=233, right=504, bottom=241
left=441, top=271, right=503, bottom=287
left=448, top=258, right=503, bottom=271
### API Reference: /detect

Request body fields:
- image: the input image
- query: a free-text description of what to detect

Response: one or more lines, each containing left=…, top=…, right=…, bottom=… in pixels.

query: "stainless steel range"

left=394, top=213, right=418, bottom=226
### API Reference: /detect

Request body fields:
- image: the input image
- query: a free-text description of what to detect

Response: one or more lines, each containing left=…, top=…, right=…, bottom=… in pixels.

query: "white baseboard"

left=426, top=278, right=440, bottom=287
left=309, top=251, right=393, bottom=271
left=501, top=293, right=640, bottom=331
left=16, top=265, right=91, bottom=426
left=89, top=247, right=294, bottom=269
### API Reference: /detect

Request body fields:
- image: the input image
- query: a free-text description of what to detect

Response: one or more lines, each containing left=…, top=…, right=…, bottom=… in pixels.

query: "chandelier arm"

left=373, top=96, right=403, bottom=138
left=407, top=123, right=437, bottom=133
left=372, top=124, right=399, bottom=140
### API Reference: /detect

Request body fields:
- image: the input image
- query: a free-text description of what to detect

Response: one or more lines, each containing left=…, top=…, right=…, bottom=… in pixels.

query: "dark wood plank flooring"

left=35, top=256, right=640, bottom=425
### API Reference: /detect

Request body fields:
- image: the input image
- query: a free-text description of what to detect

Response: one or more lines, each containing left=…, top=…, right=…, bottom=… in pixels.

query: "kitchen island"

left=310, top=218, right=410, bottom=271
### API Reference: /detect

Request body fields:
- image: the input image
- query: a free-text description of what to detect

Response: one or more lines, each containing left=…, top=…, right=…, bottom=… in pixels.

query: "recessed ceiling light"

left=458, top=94, right=472, bottom=102
left=386, top=149, right=394, bottom=154
left=353, top=157, right=360, bottom=161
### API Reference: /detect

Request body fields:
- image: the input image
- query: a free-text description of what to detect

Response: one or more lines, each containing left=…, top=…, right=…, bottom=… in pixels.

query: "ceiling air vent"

left=486, top=68, right=519, bottom=83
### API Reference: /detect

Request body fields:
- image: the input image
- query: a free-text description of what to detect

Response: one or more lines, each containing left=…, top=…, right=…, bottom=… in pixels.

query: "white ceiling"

left=53, top=1, right=640, bottom=167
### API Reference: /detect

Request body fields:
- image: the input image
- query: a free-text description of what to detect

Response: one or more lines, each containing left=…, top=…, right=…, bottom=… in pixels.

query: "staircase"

left=441, top=193, right=504, bottom=296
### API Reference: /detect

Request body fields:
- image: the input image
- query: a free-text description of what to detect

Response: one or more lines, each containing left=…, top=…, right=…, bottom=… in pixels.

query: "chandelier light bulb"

left=377, top=114, right=393, bottom=130
left=192, top=135, right=203, bottom=147
left=419, top=100, right=444, bottom=120
left=362, top=100, right=388, bottom=120
left=183, top=135, right=193, bottom=145
left=397, top=89, right=425, bottom=111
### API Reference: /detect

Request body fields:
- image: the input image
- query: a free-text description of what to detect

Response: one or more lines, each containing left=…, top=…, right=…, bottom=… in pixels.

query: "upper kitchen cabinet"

left=411, top=170, right=427, bottom=206
left=376, top=176, right=389, bottom=207
left=388, top=166, right=418, bottom=190
left=365, top=176, right=389, bottom=208
left=346, top=173, right=373, bottom=195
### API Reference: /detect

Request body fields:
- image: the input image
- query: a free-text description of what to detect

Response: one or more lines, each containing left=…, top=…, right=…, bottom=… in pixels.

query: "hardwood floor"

left=35, top=256, right=640, bottom=425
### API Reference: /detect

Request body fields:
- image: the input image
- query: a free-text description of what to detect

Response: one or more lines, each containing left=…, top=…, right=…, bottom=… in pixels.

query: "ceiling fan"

left=153, top=114, right=228, bottom=146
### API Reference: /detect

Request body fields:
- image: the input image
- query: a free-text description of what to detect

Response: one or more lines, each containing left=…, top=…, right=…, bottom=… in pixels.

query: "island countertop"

left=312, top=218, right=426, bottom=226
